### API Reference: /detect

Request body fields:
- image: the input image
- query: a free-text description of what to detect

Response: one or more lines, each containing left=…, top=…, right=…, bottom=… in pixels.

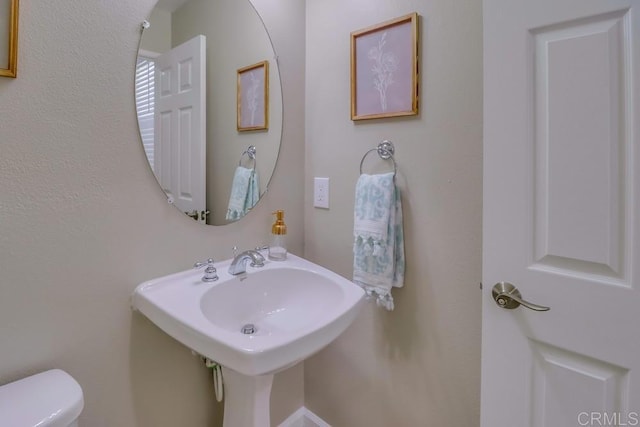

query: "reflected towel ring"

left=359, top=140, right=397, bottom=177
left=239, top=145, right=257, bottom=169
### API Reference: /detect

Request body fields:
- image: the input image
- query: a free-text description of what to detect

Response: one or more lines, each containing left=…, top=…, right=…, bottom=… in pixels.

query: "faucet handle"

left=255, top=245, right=269, bottom=252
left=194, top=258, right=215, bottom=269
left=232, top=246, right=239, bottom=258
left=250, top=251, right=266, bottom=268
left=194, top=258, right=218, bottom=282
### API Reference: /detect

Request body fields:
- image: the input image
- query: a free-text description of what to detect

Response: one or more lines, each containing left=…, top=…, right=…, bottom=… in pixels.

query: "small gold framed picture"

left=351, top=13, right=419, bottom=121
left=0, top=0, right=19, bottom=78
left=237, top=60, right=269, bottom=132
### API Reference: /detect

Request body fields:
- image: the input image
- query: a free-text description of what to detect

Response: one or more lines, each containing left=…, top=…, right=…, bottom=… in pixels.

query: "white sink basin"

left=132, top=253, right=364, bottom=376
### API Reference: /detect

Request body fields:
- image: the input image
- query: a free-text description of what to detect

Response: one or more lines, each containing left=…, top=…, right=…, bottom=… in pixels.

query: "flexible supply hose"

left=205, top=358, right=224, bottom=402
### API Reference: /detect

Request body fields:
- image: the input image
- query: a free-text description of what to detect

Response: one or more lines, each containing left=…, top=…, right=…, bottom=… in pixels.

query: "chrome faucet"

left=228, top=249, right=265, bottom=275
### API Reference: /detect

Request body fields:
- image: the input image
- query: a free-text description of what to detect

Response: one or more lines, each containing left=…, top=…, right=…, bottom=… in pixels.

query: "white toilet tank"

left=0, top=369, right=84, bottom=427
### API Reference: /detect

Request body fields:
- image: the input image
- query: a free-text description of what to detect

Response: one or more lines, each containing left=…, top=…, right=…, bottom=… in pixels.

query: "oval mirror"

left=136, top=0, right=282, bottom=225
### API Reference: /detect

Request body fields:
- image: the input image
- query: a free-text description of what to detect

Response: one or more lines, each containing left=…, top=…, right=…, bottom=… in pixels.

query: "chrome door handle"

left=492, top=282, right=550, bottom=312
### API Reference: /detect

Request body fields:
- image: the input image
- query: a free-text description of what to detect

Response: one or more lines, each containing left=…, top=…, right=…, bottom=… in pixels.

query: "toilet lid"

left=0, top=369, right=84, bottom=427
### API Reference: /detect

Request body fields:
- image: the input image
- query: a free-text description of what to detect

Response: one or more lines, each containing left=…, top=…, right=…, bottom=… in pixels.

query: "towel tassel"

left=376, top=293, right=395, bottom=311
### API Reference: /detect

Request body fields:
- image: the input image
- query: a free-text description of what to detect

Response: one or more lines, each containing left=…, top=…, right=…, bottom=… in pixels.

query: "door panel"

left=158, top=110, right=173, bottom=201
left=482, top=1, right=639, bottom=426
left=178, top=106, right=194, bottom=202
left=531, top=341, right=629, bottom=427
left=532, top=10, right=630, bottom=282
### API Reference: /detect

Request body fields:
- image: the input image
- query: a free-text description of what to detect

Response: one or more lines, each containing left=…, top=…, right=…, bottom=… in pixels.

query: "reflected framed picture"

left=351, top=13, right=419, bottom=121
left=0, top=0, right=18, bottom=78
left=237, top=60, right=269, bottom=132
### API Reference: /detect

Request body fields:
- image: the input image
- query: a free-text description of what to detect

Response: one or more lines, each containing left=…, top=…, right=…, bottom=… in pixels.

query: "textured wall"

left=304, top=0, right=482, bottom=425
left=0, top=0, right=304, bottom=425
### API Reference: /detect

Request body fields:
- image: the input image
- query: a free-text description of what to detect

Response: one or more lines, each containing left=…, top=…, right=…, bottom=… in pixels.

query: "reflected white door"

left=482, top=1, right=640, bottom=426
left=154, top=35, right=206, bottom=222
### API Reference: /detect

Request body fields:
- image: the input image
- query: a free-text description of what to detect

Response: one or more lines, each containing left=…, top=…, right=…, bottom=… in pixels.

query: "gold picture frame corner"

left=0, top=0, right=19, bottom=78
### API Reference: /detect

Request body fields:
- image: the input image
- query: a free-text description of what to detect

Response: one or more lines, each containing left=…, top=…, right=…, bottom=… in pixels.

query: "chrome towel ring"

left=359, top=140, right=397, bottom=177
left=238, top=145, right=257, bottom=169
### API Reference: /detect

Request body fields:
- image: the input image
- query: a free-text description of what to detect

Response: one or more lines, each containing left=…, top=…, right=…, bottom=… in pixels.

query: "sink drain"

left=241, top=324, right=257, bottom=335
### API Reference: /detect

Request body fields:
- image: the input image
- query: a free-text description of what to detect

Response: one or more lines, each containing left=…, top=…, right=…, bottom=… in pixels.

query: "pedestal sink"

left=132, top=253, right=364, bottom=427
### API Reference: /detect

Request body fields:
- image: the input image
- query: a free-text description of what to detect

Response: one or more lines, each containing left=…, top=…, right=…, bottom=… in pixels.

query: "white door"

left=154, top=35, right=206, bottom=222
left=482, top=1, right=640, bottom=426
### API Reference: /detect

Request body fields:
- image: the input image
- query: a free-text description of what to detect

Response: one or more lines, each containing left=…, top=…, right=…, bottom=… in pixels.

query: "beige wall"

left=304, top=0, right=482, bottom=425
left=172, top=0, right=282, bottom=225
left=0, top=0, right=304, bottom=426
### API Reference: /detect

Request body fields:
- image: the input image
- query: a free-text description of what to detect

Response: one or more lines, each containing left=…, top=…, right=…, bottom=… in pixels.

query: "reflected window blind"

left=136, top=56, right=155, bottom=170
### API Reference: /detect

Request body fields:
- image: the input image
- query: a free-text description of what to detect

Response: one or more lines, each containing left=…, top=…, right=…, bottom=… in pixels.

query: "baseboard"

left=278, top=407, right=331, bottom=427
left=302, top=408, right=331, bottom=427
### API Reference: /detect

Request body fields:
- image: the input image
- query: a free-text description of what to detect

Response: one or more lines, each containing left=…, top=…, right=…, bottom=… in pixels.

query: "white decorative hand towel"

left=353, top=172, right=405, bottom=310
left=226, top=166, right=260, bottom=220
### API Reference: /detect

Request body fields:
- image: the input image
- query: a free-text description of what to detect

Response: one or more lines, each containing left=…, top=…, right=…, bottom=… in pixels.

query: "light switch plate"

left=314, top=177, right=330, bottom=209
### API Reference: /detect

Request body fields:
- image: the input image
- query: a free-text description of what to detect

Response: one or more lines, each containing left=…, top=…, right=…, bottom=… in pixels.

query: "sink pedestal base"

left=222, top=367, right=274, bottom=427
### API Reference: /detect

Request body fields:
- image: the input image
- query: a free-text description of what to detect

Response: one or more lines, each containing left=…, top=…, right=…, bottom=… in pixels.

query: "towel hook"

left=238, top=145, right=257, bottom=169
left=359, top=140, right=397, bottom=176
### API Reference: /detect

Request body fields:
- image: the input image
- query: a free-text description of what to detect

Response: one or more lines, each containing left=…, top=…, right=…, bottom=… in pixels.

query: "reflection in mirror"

left=226, top=145, right=258, bottom=221
left=136, top=0, right=282, bottom=226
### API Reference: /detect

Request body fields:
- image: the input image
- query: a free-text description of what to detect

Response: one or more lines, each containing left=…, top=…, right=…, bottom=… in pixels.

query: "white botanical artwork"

left=352, top=14, right=417, bottom=120
left=238, top=61, right=268, bottom=131
left=246, top=72, right=261, bottom=126
left=368, top=32, right=399, bottom=112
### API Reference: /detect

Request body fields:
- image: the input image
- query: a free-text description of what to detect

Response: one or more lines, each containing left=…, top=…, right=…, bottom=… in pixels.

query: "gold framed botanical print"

left=351, top=13, right=419, bottom=121
left=0, top=0, right=18, bottom=78
left=237, top=60, right=269, bottom=132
